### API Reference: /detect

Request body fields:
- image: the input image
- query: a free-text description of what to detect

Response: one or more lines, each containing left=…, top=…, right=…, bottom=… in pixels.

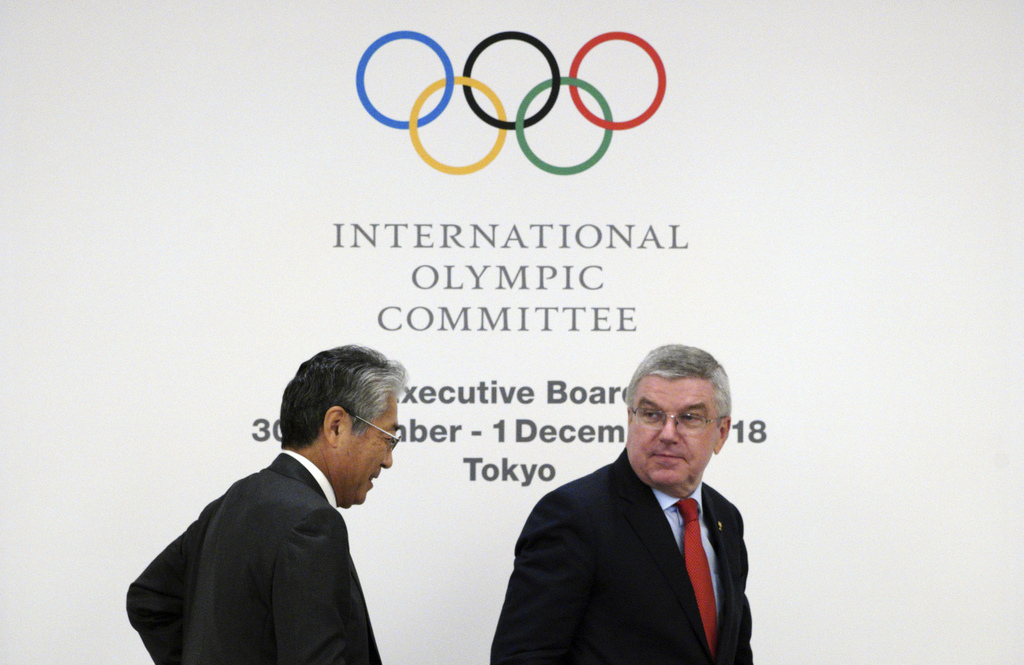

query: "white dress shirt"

left=282, top=449, right=338, bottom=507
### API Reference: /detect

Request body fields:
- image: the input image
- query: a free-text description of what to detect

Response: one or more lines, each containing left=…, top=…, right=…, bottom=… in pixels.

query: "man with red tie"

left=491, top=345, right=753, bottom=665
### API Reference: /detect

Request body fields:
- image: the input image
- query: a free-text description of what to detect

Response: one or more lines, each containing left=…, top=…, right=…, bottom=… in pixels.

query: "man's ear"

left=321, top=406, right=351, bottom=448
left=713, top=416, right=731, bottom=454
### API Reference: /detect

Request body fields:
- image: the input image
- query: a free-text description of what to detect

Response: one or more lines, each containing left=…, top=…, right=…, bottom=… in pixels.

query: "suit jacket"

left=491, top=450, right=752, bottom=665
left=127, top=453, right=382, bottom=665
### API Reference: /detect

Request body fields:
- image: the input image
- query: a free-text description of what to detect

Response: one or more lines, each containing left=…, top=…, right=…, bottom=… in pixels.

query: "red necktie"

left=677, top=498, right=717, bottom=659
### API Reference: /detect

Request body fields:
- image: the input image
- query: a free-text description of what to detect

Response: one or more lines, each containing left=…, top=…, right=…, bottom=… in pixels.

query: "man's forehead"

left=635, top=376, right=715, bottom=406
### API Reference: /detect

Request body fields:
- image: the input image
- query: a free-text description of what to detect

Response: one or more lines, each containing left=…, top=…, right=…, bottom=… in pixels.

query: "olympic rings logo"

left=356, top=31, right=666, bottom=175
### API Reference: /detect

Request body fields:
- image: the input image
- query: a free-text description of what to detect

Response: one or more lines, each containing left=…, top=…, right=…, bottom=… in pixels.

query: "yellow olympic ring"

left=410, top=76, right=506, bottom=175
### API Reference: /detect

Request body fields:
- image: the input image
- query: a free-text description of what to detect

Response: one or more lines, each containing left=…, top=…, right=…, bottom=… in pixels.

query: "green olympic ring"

left=516, top=77, right=613, bottom=176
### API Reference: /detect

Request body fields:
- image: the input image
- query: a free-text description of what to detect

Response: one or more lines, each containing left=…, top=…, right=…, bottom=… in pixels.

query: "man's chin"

left=648, top=457, right=689, bottom=476
left=337, top=490, right=368, bottom=509
left=646, top=469, right=697, bottom=496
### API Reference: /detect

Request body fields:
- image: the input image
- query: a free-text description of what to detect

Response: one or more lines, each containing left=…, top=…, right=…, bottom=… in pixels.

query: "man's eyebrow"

left=636, top=397, right=710, bottom=413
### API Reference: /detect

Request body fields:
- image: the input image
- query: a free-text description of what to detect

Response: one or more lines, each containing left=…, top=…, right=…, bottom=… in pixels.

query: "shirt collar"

left=281, top=449, right=338, bottom=507
left=652, top=483, right=704, bottom=516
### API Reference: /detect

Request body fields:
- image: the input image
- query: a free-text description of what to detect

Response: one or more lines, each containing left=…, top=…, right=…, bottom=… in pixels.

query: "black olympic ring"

left=462, top=32, right=560, bottom=131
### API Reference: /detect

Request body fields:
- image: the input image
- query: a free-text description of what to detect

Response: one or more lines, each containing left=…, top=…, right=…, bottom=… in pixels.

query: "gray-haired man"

left=128, top=345, right=407, bottom=665
left=492, top=345, right=753, bottom=665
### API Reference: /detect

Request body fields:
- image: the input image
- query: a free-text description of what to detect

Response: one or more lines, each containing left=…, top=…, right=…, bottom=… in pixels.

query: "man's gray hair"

left=624, top=345, right=731, bottom=417
left=280, top=345, right=408, bottom=449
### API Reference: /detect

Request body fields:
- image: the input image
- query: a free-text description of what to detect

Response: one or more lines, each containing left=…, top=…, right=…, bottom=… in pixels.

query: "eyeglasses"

left=631, top=407, right=722, bottom=432
left=352, top=414, right=402, bottom=451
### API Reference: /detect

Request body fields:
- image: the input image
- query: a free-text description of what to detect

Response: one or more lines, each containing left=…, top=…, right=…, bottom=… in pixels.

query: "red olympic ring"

left=568, top=32, right=666, bottom=130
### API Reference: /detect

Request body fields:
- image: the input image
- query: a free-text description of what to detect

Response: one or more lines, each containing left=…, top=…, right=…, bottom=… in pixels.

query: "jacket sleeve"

left=126, top=531, right=189, bottom=665
left=733, top=507, right=753, bottom=665
left=491, top=488, right=596, bottom=665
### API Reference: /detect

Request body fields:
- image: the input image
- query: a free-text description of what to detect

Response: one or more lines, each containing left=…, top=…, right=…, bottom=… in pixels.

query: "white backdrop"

left=2, top=2, right=1022, bottom=664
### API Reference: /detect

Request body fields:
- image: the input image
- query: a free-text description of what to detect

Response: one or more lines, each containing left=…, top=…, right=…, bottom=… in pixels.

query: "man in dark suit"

left=127, top=345, right=407, bottom=665
left=491, top=345, right=753, bottom=665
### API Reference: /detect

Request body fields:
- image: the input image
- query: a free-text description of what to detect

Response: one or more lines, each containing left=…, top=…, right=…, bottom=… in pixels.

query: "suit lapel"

left=349, top=555, right=383, bottom=665
left=611, top=452, right=713, bottom=657
left=703, top=490, right=737, bottom=663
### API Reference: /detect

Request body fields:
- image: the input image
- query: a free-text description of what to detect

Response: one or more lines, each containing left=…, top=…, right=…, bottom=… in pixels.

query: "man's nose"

left=657, top=417, right=681, bottom=442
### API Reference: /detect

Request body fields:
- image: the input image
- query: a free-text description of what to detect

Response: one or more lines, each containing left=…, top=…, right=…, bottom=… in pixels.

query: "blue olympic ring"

left=355, top=31, right=454, bottom=129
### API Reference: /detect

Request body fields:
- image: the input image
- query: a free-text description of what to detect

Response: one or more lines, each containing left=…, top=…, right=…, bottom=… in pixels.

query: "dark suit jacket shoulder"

left=491, top=450, right=752, bottom=665
left=127, top=453, right=379, bottom=665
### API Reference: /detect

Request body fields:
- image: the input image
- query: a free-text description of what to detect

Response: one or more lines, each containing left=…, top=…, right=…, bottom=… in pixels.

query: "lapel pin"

left=718, top=521, right=723, bottom=531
